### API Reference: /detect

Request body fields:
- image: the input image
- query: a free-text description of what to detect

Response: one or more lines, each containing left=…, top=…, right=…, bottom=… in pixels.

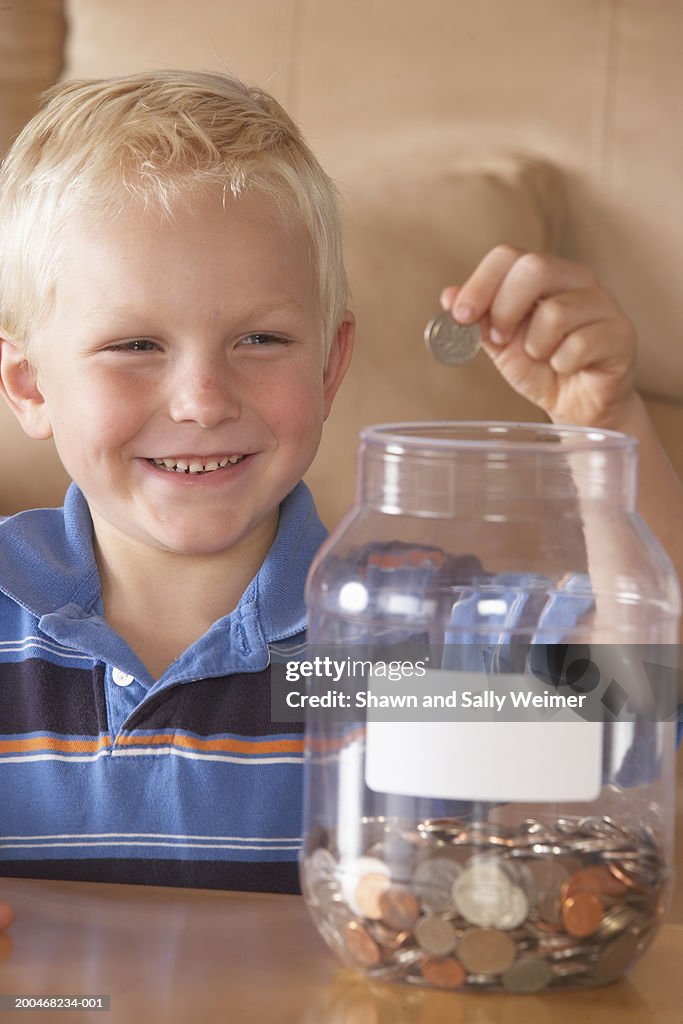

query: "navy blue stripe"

left=0, top=659, right=106, bottom=735
left=0, top=857, right=301, bottom=893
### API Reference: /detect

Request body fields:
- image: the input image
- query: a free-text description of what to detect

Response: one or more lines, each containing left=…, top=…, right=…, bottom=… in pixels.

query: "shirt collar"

left=0, top=480, right=327, bottom=647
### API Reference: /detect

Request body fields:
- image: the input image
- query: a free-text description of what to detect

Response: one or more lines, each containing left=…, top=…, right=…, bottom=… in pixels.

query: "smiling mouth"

left=147, top=455, right=246, bottom=475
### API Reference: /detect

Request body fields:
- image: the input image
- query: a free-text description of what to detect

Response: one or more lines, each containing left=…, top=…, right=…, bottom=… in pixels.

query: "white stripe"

left=110, top=747, right=302, bottom=765
left=0, top=748, right=302, bottom=766
left=0, top=839, right=300, bottom=852
left=0, top=752, right=111, bottom=764
left=0, top=637, right=92, bottom=663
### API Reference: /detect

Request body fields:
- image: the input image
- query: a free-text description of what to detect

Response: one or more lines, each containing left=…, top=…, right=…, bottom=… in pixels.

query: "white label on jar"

left=364, top=669, right=603, bottom=803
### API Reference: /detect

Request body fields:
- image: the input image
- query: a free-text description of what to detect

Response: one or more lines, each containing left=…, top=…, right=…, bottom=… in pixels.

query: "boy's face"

left=4, top=188, right=353, bottom=560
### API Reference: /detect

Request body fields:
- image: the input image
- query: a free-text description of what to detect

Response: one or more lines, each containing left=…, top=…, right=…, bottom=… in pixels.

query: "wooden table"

left=0, top=877, right=681, bottom=1023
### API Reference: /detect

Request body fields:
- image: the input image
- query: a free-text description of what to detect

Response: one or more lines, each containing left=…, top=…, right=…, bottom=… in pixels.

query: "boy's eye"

left=238, top=333, right=290, bottom=347
left=108, top=339, right=159, bottom=352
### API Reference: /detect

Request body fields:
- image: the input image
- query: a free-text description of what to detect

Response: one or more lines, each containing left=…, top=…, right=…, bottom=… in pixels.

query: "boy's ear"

left=322, top=311, right=355, bottom=419
left=0, top=336, right=54, bottom=439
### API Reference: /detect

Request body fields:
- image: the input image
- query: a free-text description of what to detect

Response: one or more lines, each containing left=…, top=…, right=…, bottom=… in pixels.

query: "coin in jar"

left=413, top=855, right=462, bottom=913
left=502, top=956, right=553, bottom=993
left=562, top=865, right=627, bottom=900
left=561, top=892, right=604, bottom=937
left=456, top=927, right=517, bottom=975
left=424, top=311, right=481, bottom=365
left=593, top=929, right=647, bottom=985
left=419, top=956, right=466, bottom=989
left=342, top=921, right=382, bottom=968
left=379, top=883, right=421, bottom=931
left=452, top=860, right=514, bottom=927
left=414, top=916, right=458, bottom=957
left=339, top=856, right=391, bottom=915
left=355, top=871, right=393, bottom=920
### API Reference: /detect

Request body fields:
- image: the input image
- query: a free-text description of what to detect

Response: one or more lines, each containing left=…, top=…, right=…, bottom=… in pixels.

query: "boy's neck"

left=90, top=512, right=279, bottom=681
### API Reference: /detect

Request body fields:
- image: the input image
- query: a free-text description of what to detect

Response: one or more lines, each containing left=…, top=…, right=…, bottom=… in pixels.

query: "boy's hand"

left=440, top=246, right=637, bottom=430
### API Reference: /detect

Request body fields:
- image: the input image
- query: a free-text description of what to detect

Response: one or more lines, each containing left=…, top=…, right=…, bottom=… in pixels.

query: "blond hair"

left=0, top=69, right=348, bottom=362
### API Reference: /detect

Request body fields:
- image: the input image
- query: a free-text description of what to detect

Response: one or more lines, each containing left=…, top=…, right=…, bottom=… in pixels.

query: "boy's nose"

left=167, top=368, right=241, bottom=428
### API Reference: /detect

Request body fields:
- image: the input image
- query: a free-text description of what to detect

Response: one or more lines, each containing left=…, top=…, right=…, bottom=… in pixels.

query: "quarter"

left=457, top=927, right=517, bottom=974
left=414, top=916, right=457, bottom=957
left=424, top=311, right=481, bottom=365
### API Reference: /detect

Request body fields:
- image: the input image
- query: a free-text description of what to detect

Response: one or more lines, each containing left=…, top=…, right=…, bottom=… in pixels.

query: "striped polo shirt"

left=0, top=480, right=327, bottom=893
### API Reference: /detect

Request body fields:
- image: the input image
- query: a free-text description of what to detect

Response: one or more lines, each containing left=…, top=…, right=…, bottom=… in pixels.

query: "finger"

left=487, top=253, right=597, bottom=343
left=446, top=245, right=525, bottom=324
left=439, top=285, right=461, bottom=310
left=548, top=319, right=636, bottom=376
left=523, top=289, right=619, bottom=361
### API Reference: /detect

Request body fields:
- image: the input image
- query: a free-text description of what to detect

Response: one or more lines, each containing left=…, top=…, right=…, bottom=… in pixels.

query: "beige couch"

left=2, top=0, right=683, bottom=922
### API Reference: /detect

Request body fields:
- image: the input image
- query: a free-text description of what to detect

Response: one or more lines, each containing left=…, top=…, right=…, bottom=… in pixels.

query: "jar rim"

left=359, top=421, right=636, bottom=454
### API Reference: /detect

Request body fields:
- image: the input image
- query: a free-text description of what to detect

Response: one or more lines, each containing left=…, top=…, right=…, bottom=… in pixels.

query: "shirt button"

left=112, top=668, right=135, bottom=687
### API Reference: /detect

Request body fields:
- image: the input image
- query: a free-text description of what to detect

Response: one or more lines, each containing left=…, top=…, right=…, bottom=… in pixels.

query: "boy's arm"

left=440, top=245, right=683, bottom=592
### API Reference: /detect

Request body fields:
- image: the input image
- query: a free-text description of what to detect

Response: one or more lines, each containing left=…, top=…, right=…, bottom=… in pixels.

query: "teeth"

left=149, top=455, right=245, bottom=474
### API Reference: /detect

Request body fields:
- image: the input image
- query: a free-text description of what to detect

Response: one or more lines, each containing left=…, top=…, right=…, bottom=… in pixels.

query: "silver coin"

left=452, top=860, right=514, bottom=928
left=502, top=956, right=554, bottom=993
left=412, top=855, right=462, bottom=913
left=424, top=311, right=481, bottom=365
left=414, top=915, right=457, bottom=957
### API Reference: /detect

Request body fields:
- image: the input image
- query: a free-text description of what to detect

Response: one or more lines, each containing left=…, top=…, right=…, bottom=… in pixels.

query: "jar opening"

left=360, top=421, right=635, bottom=455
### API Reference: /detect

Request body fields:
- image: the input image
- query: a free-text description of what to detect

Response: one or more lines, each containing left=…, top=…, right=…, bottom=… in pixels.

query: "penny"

left=367, top=921, right=412, bottom=955
left=561, top=892, right=604, bottom=937
left=379, top=884, right=421, bottom=931
left=502, top=956, right=554, bottom=993
left=457, top=927, right=516, bottom=974
left=343, top=921, right=382, bottom=968
left=419, top=956, right=466, bottom=989
left=355, top=872, right=393, bottom=920
left=562, top=865, right=627, bottom=899
left=424, top=311, right=481, bottom=365
left=414, top=915, right=457, bottom=957
left=340, top=856, right=391, bottom=915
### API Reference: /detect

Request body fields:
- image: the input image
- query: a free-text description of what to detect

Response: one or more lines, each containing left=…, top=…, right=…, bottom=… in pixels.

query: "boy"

left=0, top=70, right=680, bottom=895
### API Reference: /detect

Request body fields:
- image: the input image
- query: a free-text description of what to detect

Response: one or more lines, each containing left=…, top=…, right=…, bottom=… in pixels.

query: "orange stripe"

left=306, top=726, right=367, bottom=753
left=0, top=736, right=111, bottom=754
left=116, top=733, right=305, bottom=755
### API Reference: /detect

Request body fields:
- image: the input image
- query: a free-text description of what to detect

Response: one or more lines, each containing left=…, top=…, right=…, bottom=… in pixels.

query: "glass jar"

left=300, top=422, right=680, bottom=993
